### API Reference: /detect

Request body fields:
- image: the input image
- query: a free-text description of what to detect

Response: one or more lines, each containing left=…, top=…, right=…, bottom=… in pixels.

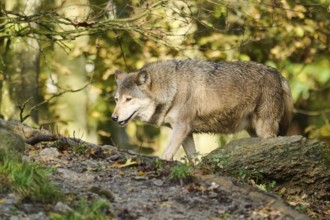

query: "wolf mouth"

left=118, top=111, right=137, bottom=126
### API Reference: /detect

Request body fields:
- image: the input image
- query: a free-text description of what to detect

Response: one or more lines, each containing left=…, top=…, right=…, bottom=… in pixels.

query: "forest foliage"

left=0, top=0, right=329, bottom=155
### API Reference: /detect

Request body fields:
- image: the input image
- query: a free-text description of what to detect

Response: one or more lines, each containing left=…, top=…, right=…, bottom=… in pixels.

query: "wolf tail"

left=279, top=78, right=293, bottom=136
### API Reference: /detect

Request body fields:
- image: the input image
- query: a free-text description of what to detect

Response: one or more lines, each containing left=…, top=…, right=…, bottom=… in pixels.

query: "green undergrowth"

left=200, top=153, right=279, bottom=192
left=169, top=163, right=193, bottom=182
left=50, top=198, right=112, bottom=220
left=0, top=150, right=62, bottom=203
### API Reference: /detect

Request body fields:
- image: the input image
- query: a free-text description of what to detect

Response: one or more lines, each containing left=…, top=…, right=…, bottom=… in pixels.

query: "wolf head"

left=111, top=69, right=156, bottom=126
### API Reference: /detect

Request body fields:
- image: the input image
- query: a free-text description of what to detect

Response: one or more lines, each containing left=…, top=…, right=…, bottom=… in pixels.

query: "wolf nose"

left=112, top=115, right=119, bottom=122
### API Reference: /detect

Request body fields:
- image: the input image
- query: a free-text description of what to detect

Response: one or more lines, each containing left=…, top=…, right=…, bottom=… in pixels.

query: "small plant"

left=256, top=181, right=277, bottom=192
left=211, top=154, right=229, bottom=169
left=267, top=180, right=277, bottom=191
left=51, top=139, right=89, bottom=157
left=238, top=167, right=264, bottom=184
left=216, top=212, right=232, bottom=220
left=294, top=204, right=309, bottom=213
left=203, top=154, right=229, bottom=172
left=238, top=167, right=248, bottom=183
left=50, top=198, right=112, bottom=220
left=237, top=167, right=277, bottom=192
left=169, top=163, right=193, bottom=185
left=153, top=158, right=164, bottom=172
left=73, top=143, right=88, bottom=156
left=0, top=150, right=62, bottom=203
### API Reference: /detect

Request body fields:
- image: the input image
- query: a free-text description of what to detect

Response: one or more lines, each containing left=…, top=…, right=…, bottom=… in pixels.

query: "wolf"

left=112, top=60, right=293, bottom=161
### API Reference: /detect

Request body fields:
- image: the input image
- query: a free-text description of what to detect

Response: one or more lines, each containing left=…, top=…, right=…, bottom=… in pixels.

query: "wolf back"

left=112, top=60, right=293, bottom=160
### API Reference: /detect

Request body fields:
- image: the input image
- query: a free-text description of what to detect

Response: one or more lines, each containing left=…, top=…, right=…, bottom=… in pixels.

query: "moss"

left=320, top=143, right=330, bottom=164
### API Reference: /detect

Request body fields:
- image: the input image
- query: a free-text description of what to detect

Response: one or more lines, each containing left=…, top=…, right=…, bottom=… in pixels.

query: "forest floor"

left=0, top=137, right=318, bottom=220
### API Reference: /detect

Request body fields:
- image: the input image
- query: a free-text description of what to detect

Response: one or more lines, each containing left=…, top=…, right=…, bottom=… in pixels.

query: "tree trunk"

left=203, top=136, right=330, bottom=200
left=1, top=0, right=42, bottom=123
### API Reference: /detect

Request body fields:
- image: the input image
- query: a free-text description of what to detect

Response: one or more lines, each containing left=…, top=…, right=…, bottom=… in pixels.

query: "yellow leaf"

left=295, top=27, right=304, bottom=37
left=319, top=125, right=330, bottom=138
left=136, top=171, right=145, bottom=176
left=109, top=158, right=137, bottom=168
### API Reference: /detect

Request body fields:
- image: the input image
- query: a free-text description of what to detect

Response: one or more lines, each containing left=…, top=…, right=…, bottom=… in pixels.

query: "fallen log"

left=203, top=136, right=330, bottom=200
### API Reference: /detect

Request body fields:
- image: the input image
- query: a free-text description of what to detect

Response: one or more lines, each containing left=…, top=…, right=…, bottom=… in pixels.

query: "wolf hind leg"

left=248, top=114, right=278, bottom=138
left=254, top=75, right=284, bottom=138
left=252, top=100, right=281, bottom=138
left=246, top=127, right=257, bottom=137
left=182, top=134, right=197, bottom=162
left=254, top=118, right=279, bottom=138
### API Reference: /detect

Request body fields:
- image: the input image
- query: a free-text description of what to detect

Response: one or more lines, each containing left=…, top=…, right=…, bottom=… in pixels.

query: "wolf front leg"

left=161, top=124, right=191, bottom=161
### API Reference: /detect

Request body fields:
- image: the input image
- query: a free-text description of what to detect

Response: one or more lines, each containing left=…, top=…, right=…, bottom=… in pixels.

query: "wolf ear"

left=114, top=70, right=128, bottom=83
left=136, top=70, right=150, bottom=86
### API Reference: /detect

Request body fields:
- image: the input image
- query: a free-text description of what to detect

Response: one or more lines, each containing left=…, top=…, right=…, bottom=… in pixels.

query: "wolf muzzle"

left=111, top=115, right=119, bottom=122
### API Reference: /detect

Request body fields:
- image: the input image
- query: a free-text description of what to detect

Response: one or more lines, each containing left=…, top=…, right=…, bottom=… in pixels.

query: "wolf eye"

left=114, top=98, right=118, bottom=103
left=126, top=97, right=132, bottom=102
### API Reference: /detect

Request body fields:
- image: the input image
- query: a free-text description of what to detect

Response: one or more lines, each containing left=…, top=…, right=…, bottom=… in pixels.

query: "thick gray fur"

left=112, top=60, right=293, bottom=160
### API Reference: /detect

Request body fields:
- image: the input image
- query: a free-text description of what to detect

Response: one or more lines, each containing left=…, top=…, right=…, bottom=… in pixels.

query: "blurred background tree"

left=0, top=0, right=329, bottom=158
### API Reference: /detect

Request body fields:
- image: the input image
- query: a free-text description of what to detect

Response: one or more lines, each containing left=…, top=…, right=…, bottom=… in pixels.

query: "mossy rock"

left=0, top=124, right=25, bottom=155
left=203, top=136, right=330, bottom=200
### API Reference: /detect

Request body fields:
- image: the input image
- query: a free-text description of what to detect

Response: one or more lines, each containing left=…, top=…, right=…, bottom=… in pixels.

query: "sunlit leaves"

left=2, top=0, right=330, bottom=146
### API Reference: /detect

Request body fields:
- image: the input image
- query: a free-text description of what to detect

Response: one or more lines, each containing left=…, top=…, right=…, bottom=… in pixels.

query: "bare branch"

left=18, top=75, right=93, bottom=123
left=0, top=1, right=171, bottom=47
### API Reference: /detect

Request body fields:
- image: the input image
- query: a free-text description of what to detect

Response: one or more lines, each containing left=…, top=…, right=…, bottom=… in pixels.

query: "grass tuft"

left=169, top=163, right=193, bottom=184
left=0, top=150, right=62, bottom=203
left=50, top=198, right=111, bottom=220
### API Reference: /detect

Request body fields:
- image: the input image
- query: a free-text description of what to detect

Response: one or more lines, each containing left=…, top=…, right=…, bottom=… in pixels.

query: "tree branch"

left=17, top=75, right=93, bottom=123
left=0, top=1, right=171, bottom=47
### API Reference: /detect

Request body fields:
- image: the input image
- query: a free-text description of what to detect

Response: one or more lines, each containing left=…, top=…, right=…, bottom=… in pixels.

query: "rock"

left=133, top=175, right=148, bottom=180
left=57, top=168, right=94, bottom=182
left=0, top=124, right=25, bottom=154
left=28, top=212, right=48, bottom=220
left=101, top=144, right=116, bottom=151
left=39, top=147, right=60, bottom=161
left=54, top=202, right=73, bottom=213
left=198, top=175, right=310, bottom=220
left=4, top=193, right=20, bottom=205
left=137, top=217, right=149, bottom=220
left=152, top=179, right=164, bottom=187
left=107, top=154, right=122, bottom=161
left=0, top=194, right=22, bottom=220
left=89, top=186, right=115, bottom=202
left=82, top=160, right=103, bottom=170
left=0, top=119, right=55, bottom=143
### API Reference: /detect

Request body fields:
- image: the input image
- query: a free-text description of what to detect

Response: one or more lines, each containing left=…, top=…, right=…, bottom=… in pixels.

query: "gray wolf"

left=111, top=60, right=293, bottom=161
